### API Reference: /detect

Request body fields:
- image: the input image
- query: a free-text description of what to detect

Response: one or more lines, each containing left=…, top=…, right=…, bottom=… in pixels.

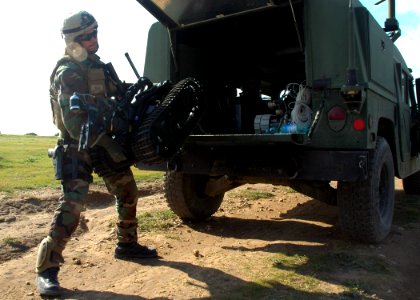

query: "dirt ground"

left=0, top=178, right=419, bottom=300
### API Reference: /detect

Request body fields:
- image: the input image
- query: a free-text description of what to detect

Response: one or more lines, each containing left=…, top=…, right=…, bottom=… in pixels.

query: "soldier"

left=35, top=11, right=158, bottom=296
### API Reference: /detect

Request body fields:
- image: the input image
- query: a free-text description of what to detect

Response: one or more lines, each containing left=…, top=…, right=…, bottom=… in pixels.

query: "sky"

left=0, top=0, right=419, bottom=136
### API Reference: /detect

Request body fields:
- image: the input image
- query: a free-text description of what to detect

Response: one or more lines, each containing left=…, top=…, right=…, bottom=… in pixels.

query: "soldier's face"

left=77, top=28, right=99, bottom=54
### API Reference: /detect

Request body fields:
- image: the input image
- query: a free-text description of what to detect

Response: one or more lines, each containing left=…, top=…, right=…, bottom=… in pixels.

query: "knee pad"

left=35, top=236, right=64, bottom=273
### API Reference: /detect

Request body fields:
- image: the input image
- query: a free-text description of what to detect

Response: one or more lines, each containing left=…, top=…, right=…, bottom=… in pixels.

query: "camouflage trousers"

left=45, top=145, right=139, bottom=266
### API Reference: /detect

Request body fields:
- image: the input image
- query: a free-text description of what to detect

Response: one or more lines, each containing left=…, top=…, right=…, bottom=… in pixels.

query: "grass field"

left=0, top=134, right=163, bottom=193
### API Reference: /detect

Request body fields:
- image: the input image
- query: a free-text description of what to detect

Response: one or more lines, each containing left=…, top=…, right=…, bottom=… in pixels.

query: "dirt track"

left=0, top=179, right=419, bottom=299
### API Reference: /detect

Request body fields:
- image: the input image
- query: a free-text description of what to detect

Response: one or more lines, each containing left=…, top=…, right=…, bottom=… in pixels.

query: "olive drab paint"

left=136, top=0, right=420, bottom=243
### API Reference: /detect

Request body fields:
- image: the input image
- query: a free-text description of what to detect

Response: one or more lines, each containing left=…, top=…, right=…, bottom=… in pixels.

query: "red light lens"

left=328, top=106, right=346, bottom=120
left=353, top=118, right=365, bottom=130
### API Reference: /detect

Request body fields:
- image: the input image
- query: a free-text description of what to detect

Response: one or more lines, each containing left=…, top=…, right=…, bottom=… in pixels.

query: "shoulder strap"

left=49, top=55, right=87, bottom=85
left=49, top=56, right=87, bottom=136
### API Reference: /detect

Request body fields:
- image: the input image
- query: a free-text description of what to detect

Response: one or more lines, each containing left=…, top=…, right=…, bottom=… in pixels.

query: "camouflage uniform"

left=35, top=11, right=157, bottom=297
left=38, top=53, right=139, bottom=272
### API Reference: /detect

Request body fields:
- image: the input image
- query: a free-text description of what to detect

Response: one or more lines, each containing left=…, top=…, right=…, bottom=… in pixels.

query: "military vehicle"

left=133, top=0, right=420, bottom=243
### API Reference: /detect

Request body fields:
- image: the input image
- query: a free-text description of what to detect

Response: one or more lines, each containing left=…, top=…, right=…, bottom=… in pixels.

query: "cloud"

left=396, top=23, right=420, bottom=78
left=398, top=0, right=420, bottom=15
left=390, top=0, right=420, bottom=78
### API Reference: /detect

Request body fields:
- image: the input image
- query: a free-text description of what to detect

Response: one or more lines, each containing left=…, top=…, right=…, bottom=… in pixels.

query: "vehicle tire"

left=337, top=137, right=395, bottom=243
left=402, top=170, right=420, bottom=194
left=165, top=171, right=224, bottom=221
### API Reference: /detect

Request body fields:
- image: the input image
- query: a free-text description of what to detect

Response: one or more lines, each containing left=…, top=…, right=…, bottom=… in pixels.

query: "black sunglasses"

left=76, top=29, right=98, bottom=42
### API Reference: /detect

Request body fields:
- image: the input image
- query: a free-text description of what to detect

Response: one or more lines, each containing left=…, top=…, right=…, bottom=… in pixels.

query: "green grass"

left=230, top=189, right=275, bottom=201
left=137, top=210, right=179, bottom=232
left=221, top=250, right=386, bottom=300
left=274, top=251, right=389, bottom=274
left=0, top=134, right=163, bottom=193
left=2, top=237, right=22, bottom=247
left=284, top=186, right=297, bottom=193
left=0, top=135, right=57, bottom=192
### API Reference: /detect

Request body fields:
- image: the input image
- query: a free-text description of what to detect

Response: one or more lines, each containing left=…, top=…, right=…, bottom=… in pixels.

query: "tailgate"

left=136, top=0, right=283, bottom=28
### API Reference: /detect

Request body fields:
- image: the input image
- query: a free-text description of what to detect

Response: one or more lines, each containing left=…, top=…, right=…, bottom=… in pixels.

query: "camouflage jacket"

left=49, top=54, right=121, bottom=146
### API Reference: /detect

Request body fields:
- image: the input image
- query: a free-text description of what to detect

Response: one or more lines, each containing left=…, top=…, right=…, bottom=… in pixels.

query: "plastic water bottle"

left=280, top=123, right=297, bottom=134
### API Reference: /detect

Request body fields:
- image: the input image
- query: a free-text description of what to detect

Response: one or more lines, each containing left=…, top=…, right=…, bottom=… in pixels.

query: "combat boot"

left=115, top=242, right=158, bottom=259
left=36, top=267, right=61, bottom=296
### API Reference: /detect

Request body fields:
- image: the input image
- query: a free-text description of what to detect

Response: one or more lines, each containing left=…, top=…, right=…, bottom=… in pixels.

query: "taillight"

left=328, top=106, right=346, bottom=120
left=353, top=118, right=365, bottom=131
left=328, top=106, right=347, bottom=131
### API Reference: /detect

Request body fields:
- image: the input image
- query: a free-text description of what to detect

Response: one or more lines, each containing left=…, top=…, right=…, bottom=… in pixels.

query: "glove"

left=95, top=134, right=127, bottom=163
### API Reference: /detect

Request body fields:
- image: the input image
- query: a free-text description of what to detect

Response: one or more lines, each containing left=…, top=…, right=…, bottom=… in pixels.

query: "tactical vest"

left=49, top=55, right=119, bottom=138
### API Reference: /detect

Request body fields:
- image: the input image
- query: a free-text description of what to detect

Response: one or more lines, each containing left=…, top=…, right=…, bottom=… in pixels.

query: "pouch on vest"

left=88, top=68, right=107, bottom=96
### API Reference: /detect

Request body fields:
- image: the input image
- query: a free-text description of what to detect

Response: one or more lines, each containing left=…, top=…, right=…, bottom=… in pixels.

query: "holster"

left=48, top=144, right=64, bottom=180
left=48, top=139, right=94, bottom=183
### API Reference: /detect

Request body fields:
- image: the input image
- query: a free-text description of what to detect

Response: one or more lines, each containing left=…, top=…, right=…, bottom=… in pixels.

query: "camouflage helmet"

left=61, top=11, right=98, bottom=45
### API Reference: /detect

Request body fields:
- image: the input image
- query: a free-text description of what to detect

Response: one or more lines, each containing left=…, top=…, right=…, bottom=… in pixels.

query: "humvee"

left=134, top=0, right=420, bottom=243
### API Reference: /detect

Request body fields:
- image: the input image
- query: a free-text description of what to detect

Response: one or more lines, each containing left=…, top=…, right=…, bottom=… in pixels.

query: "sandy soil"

left=0, top=179, right=419, bottom=299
